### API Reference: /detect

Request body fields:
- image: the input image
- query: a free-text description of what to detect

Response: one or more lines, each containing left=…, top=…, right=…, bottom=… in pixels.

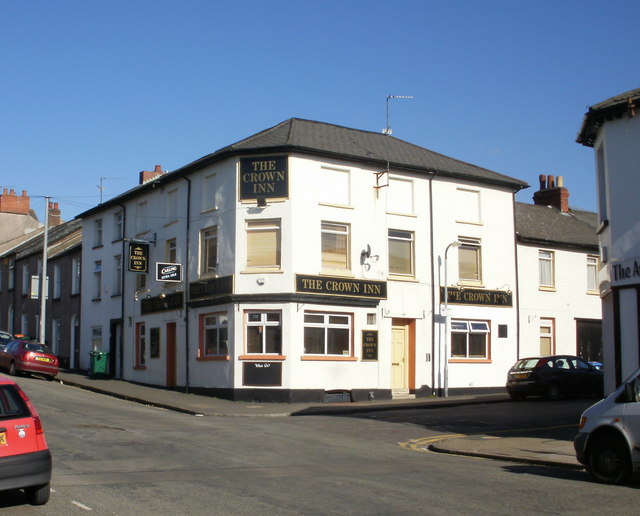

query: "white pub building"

left=78, top=118, right=596, bottom=401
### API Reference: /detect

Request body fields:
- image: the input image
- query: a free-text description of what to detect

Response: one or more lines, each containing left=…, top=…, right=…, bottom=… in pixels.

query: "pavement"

left=55, top=370, right=583, bottom=471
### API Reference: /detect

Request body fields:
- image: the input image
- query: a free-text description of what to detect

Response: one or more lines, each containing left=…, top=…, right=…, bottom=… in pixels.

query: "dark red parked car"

left=0, top=340, right=59, bottom=381
left=0, top=377, right=52, bottom=504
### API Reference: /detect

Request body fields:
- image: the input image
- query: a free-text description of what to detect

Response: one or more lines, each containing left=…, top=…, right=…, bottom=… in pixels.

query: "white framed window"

left=71, top=258, right=81, bottom=295
left=321, top=221, right=350, bottom=271
left=136, top=201, right=147, bottom=235
left=199, top=313, right=229, bottom=357
left=246, top=219, right=281, bottom=269
left=91, top=326, right=102, bottom=350
left=458, top=237, right=482, bottom=283
left=166, top=189, right=178, bottom=224
left=539, top=318, right=555, bottom=355
left=388, top=229, right=414, bottom=277
left=319, top=167, right=350, bottom=206
left=166, top=238, right=177, bottom=263
left=200, top=227, right=217, bottom=276
left=94, top=219, right=103, bottom=247
left=114, top=211, right=123, bottom=241
left=202, top=173, right=218, bottom=212
left=53, top=264, right=61, bottom=299
left=113, top=255, right=122, bottom=295
left=303, top=311, right=352, bottom=356
left=387, top=178, right=414, bottom=215
left=538, top=250, right=555, bottom=288
left=246, top=311, right=282, bottom=354
left=456, top=188, right=481, bottom=224
left=451, top=320, right=490, bottom=359
left=587, top=255, right=599, bottom=292
left=93, top=261, right=102, bottom=299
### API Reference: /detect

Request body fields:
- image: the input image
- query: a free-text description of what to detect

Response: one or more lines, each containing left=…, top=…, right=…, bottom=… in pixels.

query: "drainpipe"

left=512, top=193, right=521, bottom=360
left=183, top=176, right=191, bottom=394
left=118, top=203, right=127, bottom=380
left=428, top=175, right=436, bottom=396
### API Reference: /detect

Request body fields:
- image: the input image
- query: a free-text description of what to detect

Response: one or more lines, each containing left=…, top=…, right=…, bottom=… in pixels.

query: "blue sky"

left=1, top=1, right=638, bottom=222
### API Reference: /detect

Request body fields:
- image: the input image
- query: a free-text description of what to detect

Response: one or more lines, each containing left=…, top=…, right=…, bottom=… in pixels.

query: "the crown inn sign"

left=240, top=156, right=288, bottom=200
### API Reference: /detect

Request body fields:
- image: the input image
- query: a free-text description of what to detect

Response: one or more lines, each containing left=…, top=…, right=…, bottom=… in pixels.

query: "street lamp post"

left=443, top=240, right=461, bottom=397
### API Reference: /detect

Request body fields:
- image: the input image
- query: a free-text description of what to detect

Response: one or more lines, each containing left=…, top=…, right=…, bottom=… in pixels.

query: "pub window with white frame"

left=458, top=237, right=482, bottom=283
left=166, top=189, right=178, bottom=224
left=166, top=238, right=177, bottom=263
left=202, top=173, right=217, bottom=212
left=388, top=229, right=414, bottom=277
left=303, top=311, right=352, bottom=356
left=387, top=177, right=414, bottom=215
left=112, top=255, right=122, bottom=295
left=199, top=226, right=217, bottom=276
left=587, top=255, right=598, bottom=292
left=71, top=258, right=81, bottom=295
left=451, top=320, right=490, bottom=359
left=94, top=219, right=103, bottom=247
left=246, top=311, right=282, bottom=354
left=246, top=219, right=281, bottom=269
left=456, top=188, right=481, bottom=224
left=199, top=313, right=229, bottom=357
left=321, top=221, right=350, bottom=271
left=113, top=211, right=123, bottom=241
left=319, top=167, right=350, bottom=206
left=539, top=250, right=555, bottom=288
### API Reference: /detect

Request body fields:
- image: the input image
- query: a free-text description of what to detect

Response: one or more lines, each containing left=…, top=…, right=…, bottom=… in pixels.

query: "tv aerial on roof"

left=383, top=95, right=414, bottom=135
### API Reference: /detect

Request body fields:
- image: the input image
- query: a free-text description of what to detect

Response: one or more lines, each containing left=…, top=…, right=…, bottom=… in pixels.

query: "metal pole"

left=443, top=240, right=460, bottom=397
left=39, top=197, right=50, bottom=345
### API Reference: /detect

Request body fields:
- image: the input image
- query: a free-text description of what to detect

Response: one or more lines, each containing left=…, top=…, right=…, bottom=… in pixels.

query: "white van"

left=574, top=368, right=640, bottom=484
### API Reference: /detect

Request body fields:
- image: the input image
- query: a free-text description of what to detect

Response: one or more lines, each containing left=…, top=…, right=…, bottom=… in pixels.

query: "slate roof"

left=577, top=87, right=640, bottom=147
left=4, top=219, right=82, bottom=260
left=79, top=118, right=528, bottom=218
left=515, top=203, right=599, bottom=251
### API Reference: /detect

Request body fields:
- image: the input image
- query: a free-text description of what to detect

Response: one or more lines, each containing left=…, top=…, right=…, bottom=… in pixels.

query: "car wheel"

left=588, top=436, right=631, bottom=484
left=8, top=361, right=19, bottom=376
left=545, top=382, right=560, bottom=401
left=24, top=483, right=50, bottom=505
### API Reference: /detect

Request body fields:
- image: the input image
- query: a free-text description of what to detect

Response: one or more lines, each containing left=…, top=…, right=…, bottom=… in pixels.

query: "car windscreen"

left=0, top=385, right=31, bottom=420
left=23, top=342, right=50, bottom=354
left=513, top=359, right=542, bottom=371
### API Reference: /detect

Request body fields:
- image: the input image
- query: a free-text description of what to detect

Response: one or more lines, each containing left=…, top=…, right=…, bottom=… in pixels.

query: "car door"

left=572, top=357, right=602, bottom=396
left=552, top=357, right=574, bottom=394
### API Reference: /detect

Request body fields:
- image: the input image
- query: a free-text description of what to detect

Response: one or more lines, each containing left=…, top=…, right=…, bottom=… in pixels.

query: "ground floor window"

left=135, top=322, right=146, bottom=368
left=246, top=311, right=281, bottom=354
left=451, top=320, right=490, bottom=359
left=303, top=311, right=352, bottom=356
left=199, top=312, right=228, bottom=358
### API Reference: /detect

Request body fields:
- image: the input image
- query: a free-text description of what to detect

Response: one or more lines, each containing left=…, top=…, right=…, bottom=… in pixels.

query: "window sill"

left=200, top=207, right=218, bottom=214
left=387, top=275, right=418, bottom=283
left=538, top=286, right=556, bottom=292
left=587, top=289, right=600, bottom=296
left=240, top=268, right=283, bottom=274
left=455, top=220, right=483, bottom=226
left=239, top=354, right=286, bottom=361
left=91, top=297, right=102, bottom=302
left=319, top=270, right=354, bottom=278
left=458, top=280, right=484, bottom=288
left=385, top=211, right=416, bottom=218
left=449, top=358, right=492, bottom=364
left=133, top=365, right=147, bottom=370
left=196, top=355, right=230, bottom=361
left=318, top=202, right=354, bottom=210
left=92, top=244, right=103, bottom=250
left=301, top=355, right=357, bottom=361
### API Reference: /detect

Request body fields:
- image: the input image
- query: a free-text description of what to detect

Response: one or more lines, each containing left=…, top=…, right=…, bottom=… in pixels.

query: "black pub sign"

left=440, top=287, right=513, bottom=307
left=128, top=242, right=149, bottom=273
left=239, top=155, right=288, bottom=200
left=296, top=274, right=387, bottom=300
left=156, top=262, right=182, bottom=282
left=362, top=330, right=378, bottom=361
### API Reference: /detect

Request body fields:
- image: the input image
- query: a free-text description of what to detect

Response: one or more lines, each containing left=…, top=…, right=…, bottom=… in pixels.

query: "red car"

left=0, top=340, right=59, bottom=381
left=0, top=377, right=52, bottom=504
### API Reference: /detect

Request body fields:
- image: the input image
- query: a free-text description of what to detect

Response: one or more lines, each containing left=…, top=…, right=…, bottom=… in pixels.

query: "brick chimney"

left=139, top=164, right=165, bottom=185
left=0, top=189, right=30, bottom=215
left=533, top=174, right=570, bottom=213
left=47, top=201, right=61, bottom=227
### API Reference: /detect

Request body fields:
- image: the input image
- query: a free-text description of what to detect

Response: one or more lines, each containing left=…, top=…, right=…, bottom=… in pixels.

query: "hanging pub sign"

left=156, top=262, right=182, bottom=282
left=440, top=286, right=513, bottom=307
left=239, top=155, right=288, bottom=201
left=128, top=242, right=149, bottom=273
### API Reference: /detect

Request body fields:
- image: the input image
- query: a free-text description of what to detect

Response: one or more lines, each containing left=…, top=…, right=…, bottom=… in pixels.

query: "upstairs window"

left=246, top=219, right=281, bottom=269
left=458, top=237, right=482, bottom=283
left=94, top=219, right=103, bottom=247
left=539, top=250, right=555, bottom=289
left=388, top=229, right=414, bottom=277
left=113, top=211, right=123, bottom=241
left=322, top=221, right=350, bottom=271
left=200, top=227, right=217, bottom=276
left=387, top=178, right=414, bottom=215
left=587, top=255, right=598, bottom=292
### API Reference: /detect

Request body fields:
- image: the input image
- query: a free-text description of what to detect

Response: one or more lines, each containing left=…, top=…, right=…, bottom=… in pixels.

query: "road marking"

left=72, top=500, right=93, bottom=511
